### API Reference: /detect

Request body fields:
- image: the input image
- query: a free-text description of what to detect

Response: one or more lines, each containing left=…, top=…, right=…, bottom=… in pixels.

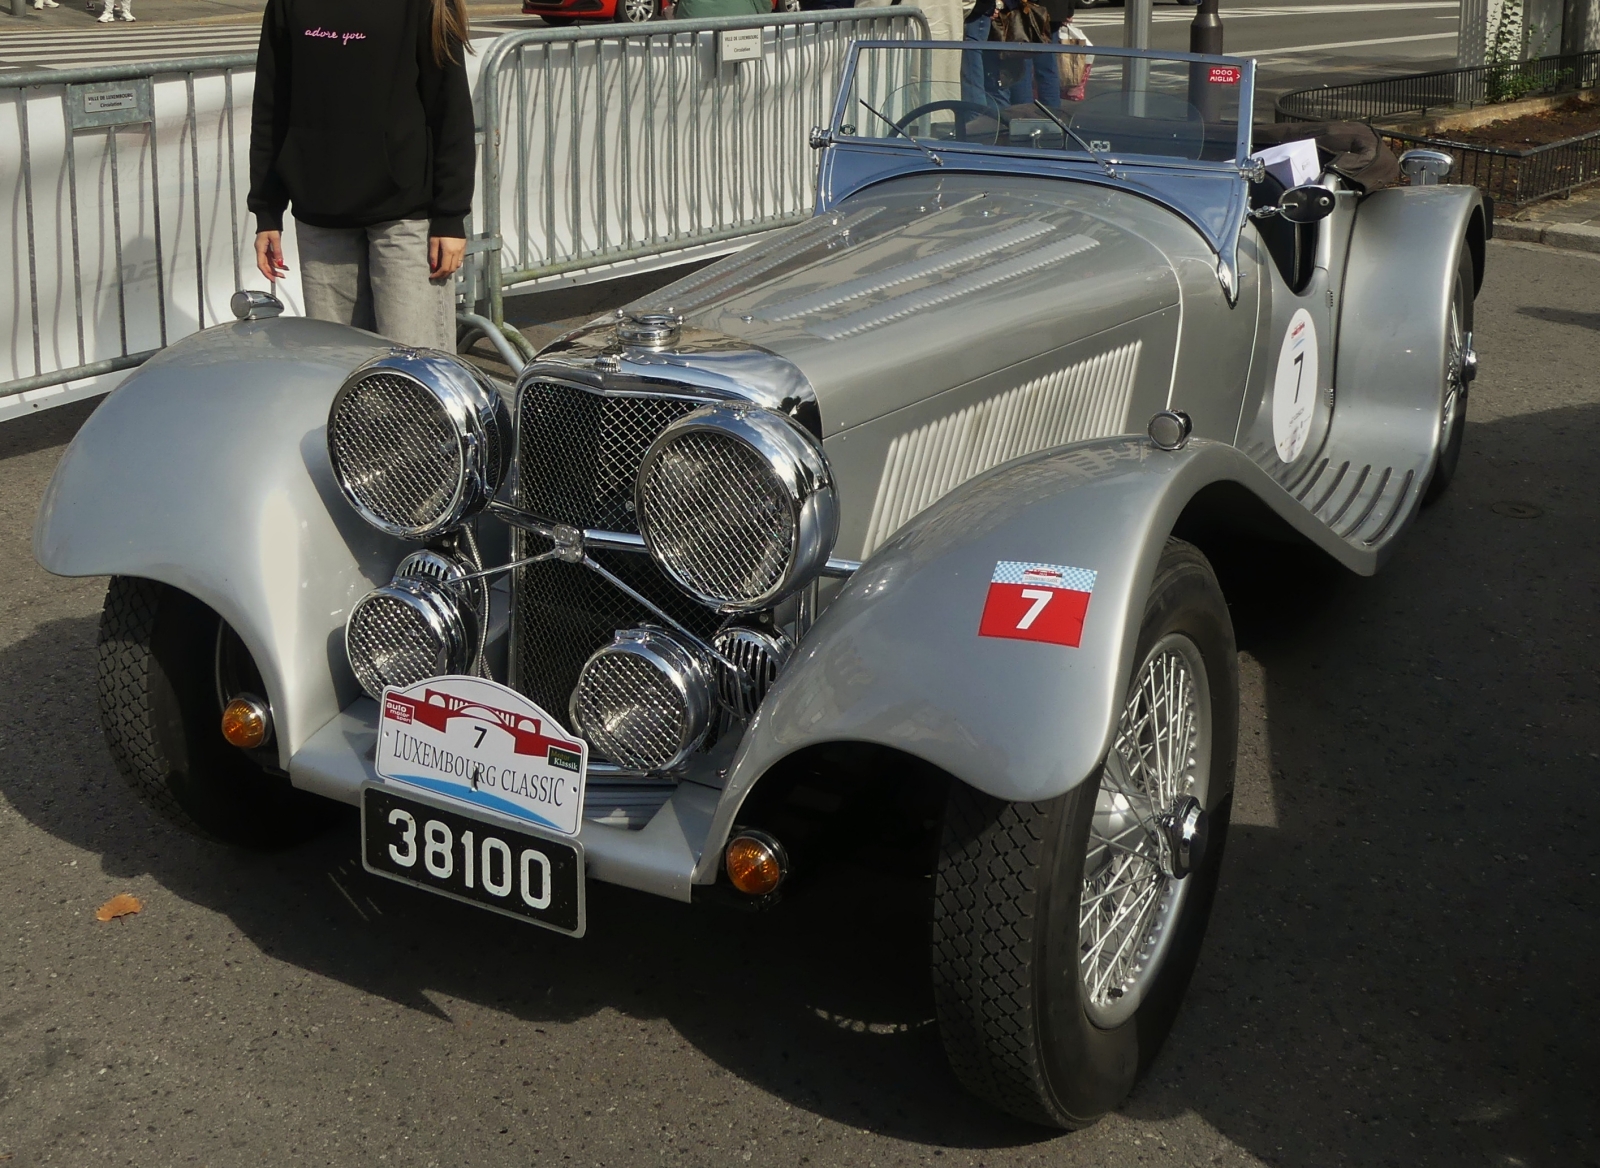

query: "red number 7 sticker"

left=979, top=561, right=1097, bottom=647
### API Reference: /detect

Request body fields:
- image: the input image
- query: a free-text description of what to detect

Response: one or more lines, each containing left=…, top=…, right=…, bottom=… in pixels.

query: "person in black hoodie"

left=248, top=0, right=475, bottom=350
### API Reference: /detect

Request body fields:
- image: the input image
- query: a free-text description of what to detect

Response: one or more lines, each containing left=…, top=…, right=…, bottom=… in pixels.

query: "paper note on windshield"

left=1252, top=139, right=1321, bottom=189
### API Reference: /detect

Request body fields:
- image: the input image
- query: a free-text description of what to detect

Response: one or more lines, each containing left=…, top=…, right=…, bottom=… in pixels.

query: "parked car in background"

left=36, top=42, right=1487, bottom=1129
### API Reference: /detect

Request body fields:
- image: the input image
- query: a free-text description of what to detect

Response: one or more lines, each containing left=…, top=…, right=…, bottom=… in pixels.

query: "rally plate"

left=361, top=784, right=585, bottom=937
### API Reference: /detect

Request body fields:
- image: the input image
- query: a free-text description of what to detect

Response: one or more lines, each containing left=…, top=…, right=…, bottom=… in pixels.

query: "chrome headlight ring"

left=635, top=404, right=838, bottom=612
left=570, top=627, right=716, bottom=773
left=327, top=348, right=511, bottom=541
left=343, top=551, right=483, bottom=699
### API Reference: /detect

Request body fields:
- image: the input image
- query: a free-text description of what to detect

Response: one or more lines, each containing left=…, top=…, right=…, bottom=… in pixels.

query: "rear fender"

left=693, top=435, right=1368, bottom=882
left=33, top=319, right=408, bottom=767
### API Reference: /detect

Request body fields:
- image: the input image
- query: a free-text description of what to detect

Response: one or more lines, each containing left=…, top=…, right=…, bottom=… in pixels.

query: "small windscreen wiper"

left=859, top=99, right=944, bottom=168
left=1033, top=100, right=1116, bottom=179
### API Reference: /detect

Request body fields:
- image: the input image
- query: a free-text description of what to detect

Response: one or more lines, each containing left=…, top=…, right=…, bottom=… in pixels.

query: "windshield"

left=838, top=43, right=1250, bottom=168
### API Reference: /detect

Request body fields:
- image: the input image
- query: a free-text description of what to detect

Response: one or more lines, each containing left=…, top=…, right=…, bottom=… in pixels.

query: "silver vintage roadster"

left=36, top=43, right=1487, bottom=1128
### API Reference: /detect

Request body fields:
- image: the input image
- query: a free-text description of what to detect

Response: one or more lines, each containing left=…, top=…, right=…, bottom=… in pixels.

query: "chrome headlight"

left=636, top=405, right=837, bottom=612
left=344, top=552, right=481, bottom=699
left=570, top=628, right=714, bottom=772
left=327, top=349, right=510, bottom=541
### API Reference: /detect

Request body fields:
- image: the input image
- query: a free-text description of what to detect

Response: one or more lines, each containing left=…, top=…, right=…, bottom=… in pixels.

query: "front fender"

left=1336, top=183, right=1485, bottom=476
left=694, top=435, right=1369, bottom=882
left=34, top=318, right=407, bottom=767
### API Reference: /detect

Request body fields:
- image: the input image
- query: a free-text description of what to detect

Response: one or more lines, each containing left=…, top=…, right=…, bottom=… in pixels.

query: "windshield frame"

left=831, top=40, right=1256, bottom=174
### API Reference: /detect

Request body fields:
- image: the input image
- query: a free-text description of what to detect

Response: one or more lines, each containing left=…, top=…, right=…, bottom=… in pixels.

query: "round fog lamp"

left=571, top=628, right=713, bottom=772
left=344, top=576, right=477, bottom=700
left=724, top=830, right=788, bottom=896
left=220, top=694, right=271, bottom=750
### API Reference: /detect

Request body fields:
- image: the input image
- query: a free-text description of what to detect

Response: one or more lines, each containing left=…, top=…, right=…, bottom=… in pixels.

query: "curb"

left=1497, top=220, right=1600, bottom=253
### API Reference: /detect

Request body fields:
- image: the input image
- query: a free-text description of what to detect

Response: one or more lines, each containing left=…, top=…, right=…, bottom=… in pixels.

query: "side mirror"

left=1278, top=185, right=1337, bottom=224
left=1400, top=148, right=1453, bottom=186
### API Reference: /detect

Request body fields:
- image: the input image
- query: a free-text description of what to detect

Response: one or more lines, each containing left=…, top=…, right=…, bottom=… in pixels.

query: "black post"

left=1188, top=0, right=1224, bottom=122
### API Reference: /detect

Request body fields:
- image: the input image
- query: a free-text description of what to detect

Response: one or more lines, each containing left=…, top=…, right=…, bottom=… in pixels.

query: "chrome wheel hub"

left=1079, top=634, right=1211, bottom=1028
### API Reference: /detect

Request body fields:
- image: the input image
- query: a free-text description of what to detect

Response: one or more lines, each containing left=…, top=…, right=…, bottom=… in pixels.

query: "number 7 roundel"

left=978, top=561, right=1098, bottom=647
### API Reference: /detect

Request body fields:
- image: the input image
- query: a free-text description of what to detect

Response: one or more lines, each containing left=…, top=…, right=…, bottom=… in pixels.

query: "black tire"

left=931, top=540, right=1238, bottom=1129
left=1421, top=247, right=1475, bottom=506
left=96, top=577, right=333, bottom=847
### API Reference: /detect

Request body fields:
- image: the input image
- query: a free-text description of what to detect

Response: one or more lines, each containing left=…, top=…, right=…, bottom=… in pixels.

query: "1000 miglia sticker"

left=978, top=561, right=1097, bottom=647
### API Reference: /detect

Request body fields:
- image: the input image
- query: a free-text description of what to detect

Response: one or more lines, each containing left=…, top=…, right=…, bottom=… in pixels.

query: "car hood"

left=625, top=174, right=1183, bottom=434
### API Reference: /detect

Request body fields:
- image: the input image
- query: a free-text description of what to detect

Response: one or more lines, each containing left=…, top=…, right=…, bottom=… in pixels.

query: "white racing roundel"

left=1272, top=308, right=1319, bottom=463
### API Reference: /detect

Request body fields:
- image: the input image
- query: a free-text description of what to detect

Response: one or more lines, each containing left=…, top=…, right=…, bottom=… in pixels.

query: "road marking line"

left=1249, top=31, right=1459, bottom=58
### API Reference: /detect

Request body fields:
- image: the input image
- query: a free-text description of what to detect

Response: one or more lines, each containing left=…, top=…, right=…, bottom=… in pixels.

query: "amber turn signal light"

left=220, top=695, right=272, bottom=750
left=724, top=830, right=788, bottom=896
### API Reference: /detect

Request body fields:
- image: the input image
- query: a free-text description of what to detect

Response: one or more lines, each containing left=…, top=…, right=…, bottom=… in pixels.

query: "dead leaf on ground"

left=95, top=893, right=143, bottom=922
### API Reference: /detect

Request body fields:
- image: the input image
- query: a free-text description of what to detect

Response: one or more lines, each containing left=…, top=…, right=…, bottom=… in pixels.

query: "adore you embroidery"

left=304, top=27, right=367, bottom=45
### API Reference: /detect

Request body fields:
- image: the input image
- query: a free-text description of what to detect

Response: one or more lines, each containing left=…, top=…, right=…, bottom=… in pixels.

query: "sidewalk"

left=1, top=0, right=519, bottom=30
left=1496, top=185, right=1600, bottom=253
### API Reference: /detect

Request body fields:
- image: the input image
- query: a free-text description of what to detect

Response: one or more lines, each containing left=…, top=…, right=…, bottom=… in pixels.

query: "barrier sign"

left=67, top=79, right=154, bottom=129
left=718, top=28, right=762, bottom=65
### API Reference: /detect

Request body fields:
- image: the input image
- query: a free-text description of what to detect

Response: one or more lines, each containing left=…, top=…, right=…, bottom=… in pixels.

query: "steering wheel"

left=893, top=99, right=998, bottom=140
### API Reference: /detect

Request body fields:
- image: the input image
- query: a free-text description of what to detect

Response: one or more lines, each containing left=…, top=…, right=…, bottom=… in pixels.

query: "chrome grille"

left=572, top=652, right=689, bottom=772
left=346, top=592, right=448, bottom=695
left=514, top=549, right=720, bottom=719
left=640, top=430, right=794, bottom=606
left=513, top=380, right=718, bottom=720
left=518, top=380, right=700, bottom=533
left=329, top=372, right=462, bottom=534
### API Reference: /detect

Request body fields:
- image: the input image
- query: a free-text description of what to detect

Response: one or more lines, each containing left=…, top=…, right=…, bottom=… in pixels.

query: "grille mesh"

left=347, top=592, right=446, bottom=697
left=641, top=431, right=795, bottom=605
left=572, top=651, right=689, bottom=772
left=518, top=380, right=699, bottom=533
left=330, top=373, right=463, bottom=533
left=514, top=552, right=720, bottom=720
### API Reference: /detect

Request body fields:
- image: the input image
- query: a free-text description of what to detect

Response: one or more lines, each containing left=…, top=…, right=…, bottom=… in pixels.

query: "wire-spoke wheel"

left=1080, top=633, right=1210, bottom=1028
left=931, top=540, right=1237, bottom=1129
left=1422, top=248, right=1476, bottom=505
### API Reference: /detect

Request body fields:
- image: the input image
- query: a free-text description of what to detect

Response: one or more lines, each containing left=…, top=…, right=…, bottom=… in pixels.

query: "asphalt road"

left=1, top=237, right=1596, bottom=1167
left=1078, top=0, right=1461, bottom=93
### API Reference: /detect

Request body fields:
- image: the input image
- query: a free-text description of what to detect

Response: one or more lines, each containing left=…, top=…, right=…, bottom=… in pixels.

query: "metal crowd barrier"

left=0, top=12, right=929, bottom=411
left=1, top=54, right=256, bottom=413
left=470, top=8, right=930, bottom=364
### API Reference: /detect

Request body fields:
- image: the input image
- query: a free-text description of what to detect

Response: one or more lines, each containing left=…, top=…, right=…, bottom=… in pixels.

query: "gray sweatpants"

left=295, top=217, right=456, bottom=351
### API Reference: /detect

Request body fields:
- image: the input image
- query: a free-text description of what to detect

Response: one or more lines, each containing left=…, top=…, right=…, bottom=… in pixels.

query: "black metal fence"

left=1380, top=126, right=1600, bottom=206
left=1275, top=50, right=1600, bottom=124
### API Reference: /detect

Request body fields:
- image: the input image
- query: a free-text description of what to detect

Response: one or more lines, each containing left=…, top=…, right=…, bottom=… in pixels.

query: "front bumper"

left=290, top=699, right=723, bottom=903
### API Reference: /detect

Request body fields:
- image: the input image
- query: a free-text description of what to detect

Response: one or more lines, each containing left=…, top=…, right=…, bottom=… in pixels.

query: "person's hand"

left=429, top=236, right=466, bottom=279
left=255, top=230, right=289, bottom=282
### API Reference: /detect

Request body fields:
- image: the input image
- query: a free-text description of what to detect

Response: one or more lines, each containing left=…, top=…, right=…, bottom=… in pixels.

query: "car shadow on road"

left=0, top=403, right=1595, bottom=1162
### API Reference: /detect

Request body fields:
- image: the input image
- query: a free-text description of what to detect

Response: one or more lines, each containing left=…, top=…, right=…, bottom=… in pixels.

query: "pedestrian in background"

left=1053, top=0, right=1092, bottom=102
left=247, top=0, right=475, bottom=352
